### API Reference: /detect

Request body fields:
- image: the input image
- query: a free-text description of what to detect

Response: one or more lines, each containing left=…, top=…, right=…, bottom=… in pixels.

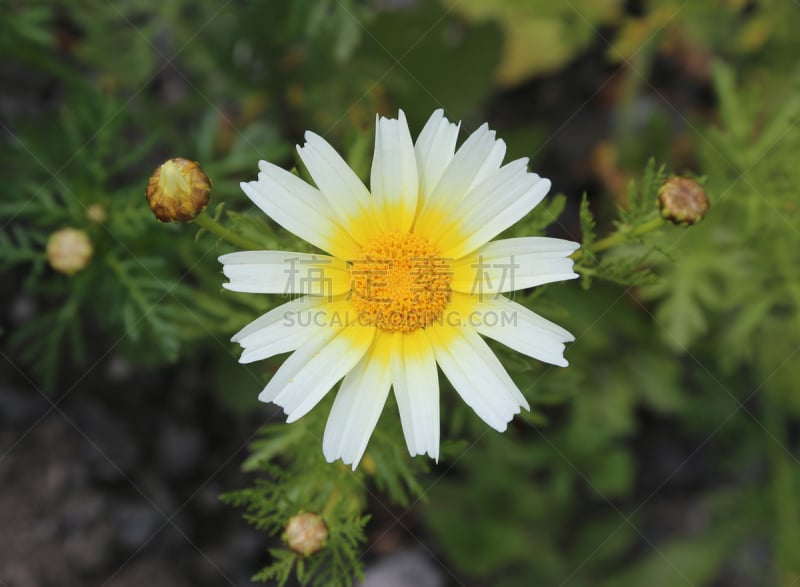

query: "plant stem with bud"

left=193, top=212, right=264, bottom=251
left=571, top=214, right=664, bottom=261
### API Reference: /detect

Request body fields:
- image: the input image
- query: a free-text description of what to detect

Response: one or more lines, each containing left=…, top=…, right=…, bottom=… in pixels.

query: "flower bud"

left=284, top=512, right=328, bottom=557
left=87, top=203, right=107, bottom=224
left=145, top=158, right=211, bottom=223
left=657, top=176, right=708, bottom=225
left=46, top=228, right=93, bottom=275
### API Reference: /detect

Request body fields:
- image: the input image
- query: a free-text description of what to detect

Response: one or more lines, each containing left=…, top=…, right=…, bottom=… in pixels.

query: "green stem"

left=571, top=214, right=664, bottom=261
left=106, top=254, right=150, bottom=312
left=193, top=212, right=264, bottom=251
left=321, top=488, right=342, bottom=519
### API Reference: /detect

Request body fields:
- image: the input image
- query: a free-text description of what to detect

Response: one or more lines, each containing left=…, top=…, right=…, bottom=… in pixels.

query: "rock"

left=137, top=472, right=177, bottom=515
left=30, top=518, right=59, bottom=542
left=61, top=494, right=116, bottom=576
left=191, top=531, right=263, bottom=587
left=194, top=482, right=225, bottom=514
left=0, top=385, right=49, bottom=426
left=43, top=462, right=69, bottom=497
left=69, top=402, right=139, bottom=483
left=0, top=561, right=40, bottom=587
left=106, top=356, right=135, bottom=384
left=62, top=494, right=107, bottom=532
left=8, top=294, right=37, bottom=325
left=361, top=549, right=445, bottom=587
left=157, top=421, right=205, bottom=479
left=223, top=528, right=263, bottom=569
left=100, top=558, right=190, bottom=587
left=113, top=499, right=163, bottom=552
left=63, top=521, right=116, bottom=577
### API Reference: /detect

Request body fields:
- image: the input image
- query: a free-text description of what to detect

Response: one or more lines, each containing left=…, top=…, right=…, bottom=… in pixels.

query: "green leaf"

left=578, top=193, right=597, bottom=288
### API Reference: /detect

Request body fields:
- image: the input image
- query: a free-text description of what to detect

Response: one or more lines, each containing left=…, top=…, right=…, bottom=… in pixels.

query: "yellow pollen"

left=349, top=232, right=451, bottom=333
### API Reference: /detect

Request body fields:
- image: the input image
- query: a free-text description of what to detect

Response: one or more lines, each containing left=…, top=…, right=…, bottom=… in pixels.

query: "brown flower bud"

left=284, top=512, right=328, bottom=557
left=657, top=176, right=708, bottom=225
left=145, top=158, right=211, bottom=222
left=46, top=228, right=93, bottom=275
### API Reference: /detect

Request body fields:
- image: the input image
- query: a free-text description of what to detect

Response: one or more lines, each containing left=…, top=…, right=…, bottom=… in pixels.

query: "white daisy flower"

left=220, top=110, right=579, bottom=469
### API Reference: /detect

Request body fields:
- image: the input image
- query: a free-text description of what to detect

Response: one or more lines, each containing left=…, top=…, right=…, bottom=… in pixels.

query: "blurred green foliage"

left=2, top=0, right=799, bottom=586
left=445, top=0, right=623, bottom=85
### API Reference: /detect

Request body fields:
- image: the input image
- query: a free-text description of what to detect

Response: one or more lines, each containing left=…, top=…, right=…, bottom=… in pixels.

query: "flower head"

left=221, top=110, right=578, bottom=469
left=146, top=158, right=211, bottom=222
left=47, top=227, right=93, bottom=275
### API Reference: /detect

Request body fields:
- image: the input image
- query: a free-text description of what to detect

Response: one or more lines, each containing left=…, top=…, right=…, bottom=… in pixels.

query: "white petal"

left=414, top=109, right=460, bottom=209
left=260, top=322, right=376, bottom=423
left=469, top=139, right=506, bottom=190
left=240, top=161, right=361, bottom=258
left=450, top=237, right=579, bottom=296
left=219, top=250, right=350, bottom=296
left=423, top=158, right=528, bottom=246
left=415, top=123, right=501, bottom=235
left=432, top=123, right=498, bottom=206
left=297, top=132, right=376, bottom=243
left=232, top=296, right=328, bottom=364
left=391, top=331, right=440, bottom=461
left=437, top=163, right=552, bottom=259
left=470, top=296, right=575, bottom=367
left=323, top=332, right=393, bottom=469
left=426, top=323, right=528, bottom=432
left=371, top=110, right=418, bottom=232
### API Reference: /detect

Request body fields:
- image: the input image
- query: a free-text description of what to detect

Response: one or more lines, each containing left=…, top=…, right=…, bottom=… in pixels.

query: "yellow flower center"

left=349, top=232, right=451, bottom=333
